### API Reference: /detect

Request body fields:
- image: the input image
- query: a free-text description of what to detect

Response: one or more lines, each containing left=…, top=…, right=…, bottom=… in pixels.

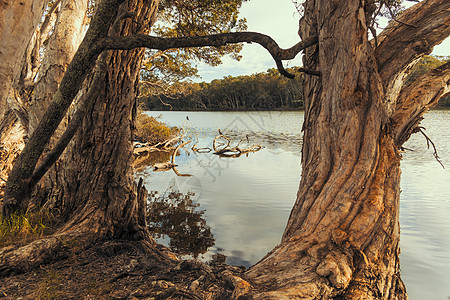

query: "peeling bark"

left=0, top=0, right=48, bottom=119
left=394, top=62, right=450, bottom=146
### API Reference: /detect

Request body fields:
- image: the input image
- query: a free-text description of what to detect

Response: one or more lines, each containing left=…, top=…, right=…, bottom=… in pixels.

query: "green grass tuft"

left=0, top=209, right=56, bottom=247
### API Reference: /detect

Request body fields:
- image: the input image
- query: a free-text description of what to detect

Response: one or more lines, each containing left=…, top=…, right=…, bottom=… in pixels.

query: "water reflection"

left=147, top=190, right=215, bottom=258
left=134, top=150, right=173, bottom=171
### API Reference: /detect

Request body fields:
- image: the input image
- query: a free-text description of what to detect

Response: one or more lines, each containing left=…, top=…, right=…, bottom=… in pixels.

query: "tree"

left=0, top=0, right=449, bottom=299
left=0, top=0, right=48, bottom=193
left=0, top=0, right=47, bottom=120
left=245, top=0, right=450, bottom=298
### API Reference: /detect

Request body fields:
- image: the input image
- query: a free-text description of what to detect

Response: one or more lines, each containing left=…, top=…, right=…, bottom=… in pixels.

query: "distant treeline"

left=139, top=56, right=450, bottom=111
left=139, top=68, right=305, bottom=111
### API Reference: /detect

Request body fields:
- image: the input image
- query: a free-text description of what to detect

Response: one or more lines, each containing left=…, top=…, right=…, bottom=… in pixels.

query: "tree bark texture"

left=29, top=0, right=89, bottom=134
left=27, top=0, right=90, bottom=208
left=245, top=0, right=450, bottom=299
left=54, top=0, right=159, bottom=239
left=2, top=0, right=127, bottom=213
left=0, top=0, right=47, bottom=119
left=0, top=0, right=48, bottom=195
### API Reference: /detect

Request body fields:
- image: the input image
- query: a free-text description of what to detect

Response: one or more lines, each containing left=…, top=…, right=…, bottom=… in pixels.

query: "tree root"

left=0, top=231, right=94, bottom=277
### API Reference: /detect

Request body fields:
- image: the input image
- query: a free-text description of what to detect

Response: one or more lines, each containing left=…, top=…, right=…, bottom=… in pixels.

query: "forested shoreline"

left=140, top=55, right=450, bottom=111
left=140, top=68, right=306, bottom=110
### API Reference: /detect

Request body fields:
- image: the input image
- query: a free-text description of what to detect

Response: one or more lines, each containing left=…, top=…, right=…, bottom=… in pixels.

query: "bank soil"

left=0, top=239, right=254, bottom=299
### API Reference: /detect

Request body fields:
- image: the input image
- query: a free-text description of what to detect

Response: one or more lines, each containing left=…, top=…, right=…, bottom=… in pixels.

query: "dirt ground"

left=0, top=240, right=254, bottom=299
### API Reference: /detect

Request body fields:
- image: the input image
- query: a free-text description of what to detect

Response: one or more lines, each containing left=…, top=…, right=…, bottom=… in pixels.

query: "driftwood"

left=191, top=144, right=212, bottom=153
left=134, top=130, right=264, bottom=175
left=153, top=141, right=191, bottom=171
left=211, top=131, right=264, bottom=158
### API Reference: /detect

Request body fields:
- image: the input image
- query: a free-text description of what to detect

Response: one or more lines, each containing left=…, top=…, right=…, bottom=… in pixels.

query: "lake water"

left=136, top=110, right=450, bottom=300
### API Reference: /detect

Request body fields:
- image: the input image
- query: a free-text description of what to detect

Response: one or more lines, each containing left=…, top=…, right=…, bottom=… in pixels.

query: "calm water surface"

left=136, top=110, right=450, bottom=300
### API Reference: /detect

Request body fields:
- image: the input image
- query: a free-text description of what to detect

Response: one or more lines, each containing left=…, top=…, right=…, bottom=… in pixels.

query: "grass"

left=0, top=209, right=56, bottom=248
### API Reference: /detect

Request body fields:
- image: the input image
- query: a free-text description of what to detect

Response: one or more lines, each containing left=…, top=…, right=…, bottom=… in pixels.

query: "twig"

left=417, top=127, right=445, bottom=169
left=381, top=0, right=418, bottom=28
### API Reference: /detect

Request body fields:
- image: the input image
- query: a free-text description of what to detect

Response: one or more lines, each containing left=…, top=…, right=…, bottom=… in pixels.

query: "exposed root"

left=0, top=230, right=94, bottom=277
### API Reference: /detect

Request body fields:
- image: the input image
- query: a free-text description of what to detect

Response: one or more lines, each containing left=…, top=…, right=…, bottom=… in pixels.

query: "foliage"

left=0, top=210, right=55, bottom=247
left=140, top=68, right=305, bottom=111
left=135, top=112, right=179, bottom=145
left=405, top=55, right=450, bottom=106
left=140, top=0, right=248, bottom=96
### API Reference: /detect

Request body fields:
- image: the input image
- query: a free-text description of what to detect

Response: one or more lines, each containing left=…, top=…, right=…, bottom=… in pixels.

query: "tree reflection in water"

left=147, top=190, right=215, bottom=258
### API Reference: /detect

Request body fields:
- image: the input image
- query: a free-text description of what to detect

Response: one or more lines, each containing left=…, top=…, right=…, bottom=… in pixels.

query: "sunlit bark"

left=245, top=0, right=449, bottom=299
left=0, top=0, right=47, bottom=119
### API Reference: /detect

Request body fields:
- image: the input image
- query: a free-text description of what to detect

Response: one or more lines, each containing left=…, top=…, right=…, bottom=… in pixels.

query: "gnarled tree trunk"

left=0, top=0, right=47, bottom=198
left=27, top=0, right=90, bottom=208
left=246, top=0, right=450, bottom=299
left=0, top=0, right=161, bottom=275
left=54, top=0, right=159, bottom=239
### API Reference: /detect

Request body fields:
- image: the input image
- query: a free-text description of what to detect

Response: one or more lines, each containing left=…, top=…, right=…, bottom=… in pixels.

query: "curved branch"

left=375, top=0, right=450, bottom=86
left=99, top=33, right=319, bottom=78
left=393, top=61, right=450, bottom=147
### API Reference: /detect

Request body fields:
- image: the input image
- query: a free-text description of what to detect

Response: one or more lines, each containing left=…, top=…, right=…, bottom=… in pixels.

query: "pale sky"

left=193, top=0, right=450, bottom=83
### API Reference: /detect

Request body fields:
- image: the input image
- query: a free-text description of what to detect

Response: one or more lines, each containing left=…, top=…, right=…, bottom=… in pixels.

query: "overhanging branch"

left=98, top=33, right=319, bottom=78
left=376, top=0, right=450, bottom=86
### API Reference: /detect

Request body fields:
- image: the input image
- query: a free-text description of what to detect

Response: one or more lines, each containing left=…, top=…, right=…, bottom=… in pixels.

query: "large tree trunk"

left=29, top=0, right=89, bottom=134
left=54, top=0, right=159, bottom=238
left=1, top=0, right=160, bottom=275
left=0, top=0, right=47, bottom=198
left=245, top=0, right=450, bottom=299
left=0, top=0, right=89, bottom=206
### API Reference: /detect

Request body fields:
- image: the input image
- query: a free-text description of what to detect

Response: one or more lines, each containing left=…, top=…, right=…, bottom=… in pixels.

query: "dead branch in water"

left=153, top=141, right=191, bottom=172
left=213, top=134, right=231, bottom=152
left=212, top=131, right=264, bottom=158
left=191, top=144, right=212, bottom=153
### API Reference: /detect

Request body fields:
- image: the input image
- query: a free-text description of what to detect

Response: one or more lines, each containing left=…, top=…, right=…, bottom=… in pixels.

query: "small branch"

left=192, top=144, right=212, bottom=153
left=171, top=141, right=191, bottom=165
left=213, top=132, right=231, bottom=152
left=417, top=127, right=445, bottom=169
left=382, top=0, right=418, bottom=28
left=295, top=67, right=321, bottom=77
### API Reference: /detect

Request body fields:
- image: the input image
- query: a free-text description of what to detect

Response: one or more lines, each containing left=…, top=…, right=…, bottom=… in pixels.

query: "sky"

left=192, top=0, right=450, bottom=83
